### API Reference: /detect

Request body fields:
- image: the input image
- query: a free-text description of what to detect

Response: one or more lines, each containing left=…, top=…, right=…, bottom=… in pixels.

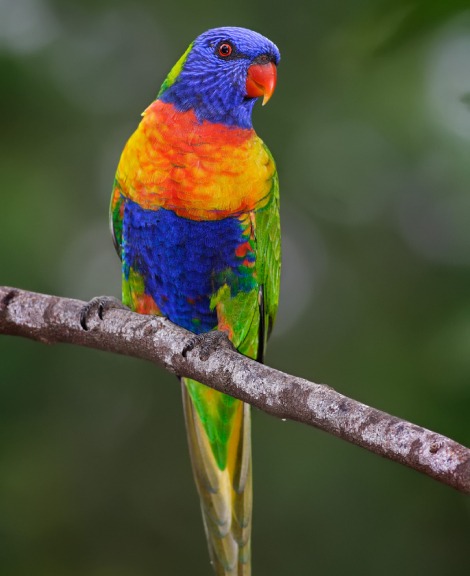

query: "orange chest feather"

left=116, top=101, right=275, bottom=220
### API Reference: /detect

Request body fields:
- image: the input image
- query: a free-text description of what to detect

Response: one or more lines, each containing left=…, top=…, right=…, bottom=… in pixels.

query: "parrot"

left=109, top=27, right=280, bottom=575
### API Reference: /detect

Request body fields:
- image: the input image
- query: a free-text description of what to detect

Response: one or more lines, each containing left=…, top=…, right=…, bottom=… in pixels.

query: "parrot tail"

left=182, top=378, right=252, bottom=576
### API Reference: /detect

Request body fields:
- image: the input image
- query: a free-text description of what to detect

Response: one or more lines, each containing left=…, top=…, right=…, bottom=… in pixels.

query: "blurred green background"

left=1, top=0, right=470, bottom=574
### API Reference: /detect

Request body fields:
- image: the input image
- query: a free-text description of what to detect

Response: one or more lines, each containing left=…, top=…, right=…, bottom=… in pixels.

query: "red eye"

left=218, top=43, right=233, bottom=57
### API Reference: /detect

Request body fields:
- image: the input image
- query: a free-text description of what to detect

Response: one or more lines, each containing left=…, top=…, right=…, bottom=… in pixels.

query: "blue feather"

left=122, top=199, right=257, bottom=333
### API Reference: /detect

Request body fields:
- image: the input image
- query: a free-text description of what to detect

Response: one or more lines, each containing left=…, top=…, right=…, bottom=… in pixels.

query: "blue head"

left=159, top=27, right=280, bottom=129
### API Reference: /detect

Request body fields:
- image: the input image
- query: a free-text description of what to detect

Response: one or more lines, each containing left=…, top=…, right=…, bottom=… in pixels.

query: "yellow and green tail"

left=182, top=378, right=252, bottom=575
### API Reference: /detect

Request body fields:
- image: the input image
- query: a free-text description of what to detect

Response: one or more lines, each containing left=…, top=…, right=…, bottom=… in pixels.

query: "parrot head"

left=158, top=27, right=280, bottom=128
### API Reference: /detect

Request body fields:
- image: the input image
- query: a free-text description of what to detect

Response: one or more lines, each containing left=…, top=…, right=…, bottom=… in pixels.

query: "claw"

left=182, top=331, right=235, bottom=361
left=80, top=296, right=128, bottom=331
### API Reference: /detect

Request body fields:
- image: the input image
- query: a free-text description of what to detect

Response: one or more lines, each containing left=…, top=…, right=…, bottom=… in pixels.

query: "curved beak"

left=246, top=61, right=277, bottom=106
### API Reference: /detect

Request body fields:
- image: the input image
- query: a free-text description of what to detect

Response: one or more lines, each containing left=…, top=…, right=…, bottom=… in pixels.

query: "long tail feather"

left=182, top=379, right=252, bottom=576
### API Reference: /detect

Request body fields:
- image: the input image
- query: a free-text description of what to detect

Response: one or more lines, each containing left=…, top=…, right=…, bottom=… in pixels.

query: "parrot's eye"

left=218, top=42, right=233, bottom=57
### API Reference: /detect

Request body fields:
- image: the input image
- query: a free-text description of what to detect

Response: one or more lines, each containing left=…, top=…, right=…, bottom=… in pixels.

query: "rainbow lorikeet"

left=110, top=27, right=280, bottom=575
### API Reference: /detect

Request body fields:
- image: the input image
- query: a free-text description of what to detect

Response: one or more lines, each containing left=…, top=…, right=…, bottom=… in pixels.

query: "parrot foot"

left=80, top=296, right=128, bottom=331
left=182, top=331, right=235, bottom=361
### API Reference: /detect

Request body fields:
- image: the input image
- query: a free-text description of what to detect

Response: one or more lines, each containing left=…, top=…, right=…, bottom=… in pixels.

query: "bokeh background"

left=1, top=0, right=470, bottom=574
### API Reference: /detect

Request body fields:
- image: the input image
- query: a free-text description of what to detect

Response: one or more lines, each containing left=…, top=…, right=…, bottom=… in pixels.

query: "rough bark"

left=1, top=286, right=469, bottom=495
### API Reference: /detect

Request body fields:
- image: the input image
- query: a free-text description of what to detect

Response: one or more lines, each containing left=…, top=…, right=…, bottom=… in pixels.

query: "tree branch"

left=1, top=286, right=469, bottom=495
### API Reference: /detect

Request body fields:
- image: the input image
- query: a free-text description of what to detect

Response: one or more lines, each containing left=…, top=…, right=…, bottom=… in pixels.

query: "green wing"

left=253, top=151, right=281, bottom=360
left=109, top=179, right=125, bottom=259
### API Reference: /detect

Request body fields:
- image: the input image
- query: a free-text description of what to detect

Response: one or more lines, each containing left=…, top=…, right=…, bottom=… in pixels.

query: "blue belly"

left=122, top=200, right=256, bottom=334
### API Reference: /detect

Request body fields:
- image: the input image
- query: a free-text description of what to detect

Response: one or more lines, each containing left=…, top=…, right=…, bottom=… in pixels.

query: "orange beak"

left=246, top=61, right=277, bottom=106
